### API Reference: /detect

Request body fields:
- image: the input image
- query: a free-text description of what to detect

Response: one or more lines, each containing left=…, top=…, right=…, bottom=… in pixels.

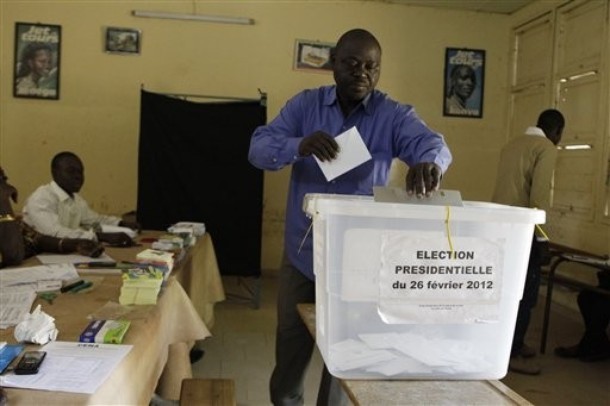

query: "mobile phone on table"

left=14, top=351, right=46, bottom=375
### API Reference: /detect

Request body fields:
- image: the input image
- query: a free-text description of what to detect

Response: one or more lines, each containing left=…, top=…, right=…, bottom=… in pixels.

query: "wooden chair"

left=179, top=378, right=236, bottom=406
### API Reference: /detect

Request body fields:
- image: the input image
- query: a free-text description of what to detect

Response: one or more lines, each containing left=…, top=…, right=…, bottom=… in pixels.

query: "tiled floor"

left=192, top=271, right=610, bottom=406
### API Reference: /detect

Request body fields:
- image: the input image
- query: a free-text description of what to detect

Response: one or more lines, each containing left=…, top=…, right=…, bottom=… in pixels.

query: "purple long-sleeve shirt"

left=248, top=85, right=452, bottom=281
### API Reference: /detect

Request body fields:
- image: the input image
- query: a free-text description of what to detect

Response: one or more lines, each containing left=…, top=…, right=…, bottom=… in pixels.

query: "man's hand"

left=97, top=232, right=134, bottom=247
left=75, top=240, right=104, bottom=257
left=298, top=131, right=340, bottom=162
left=405, top=162, right=442, bottom=198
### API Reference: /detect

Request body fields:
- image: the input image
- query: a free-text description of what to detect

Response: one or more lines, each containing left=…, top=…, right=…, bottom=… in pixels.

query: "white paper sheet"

left=101, top=224, right=137, bottom=239
left=0, top=288, right=37, bottom=329
left=329, top=339, right=396, bottom=371
left=0, top=263, right=79, bottom=287
left=0, top=264, right=80, bottom=328
left=0, top=341, right=132, bottom=394
left=37, top=252, right=114, bottom=265
left=378, top=234, right=502, bottom=324
left=314, top=126, right=372, bottom=181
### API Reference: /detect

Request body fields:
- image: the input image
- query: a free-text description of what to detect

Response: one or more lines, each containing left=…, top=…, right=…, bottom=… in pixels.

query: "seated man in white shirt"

left=23, top=151, right=140, bottom=246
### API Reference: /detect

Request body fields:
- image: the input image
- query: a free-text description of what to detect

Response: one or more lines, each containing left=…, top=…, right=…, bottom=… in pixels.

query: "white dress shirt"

left=23, top=181, right=121, bottom=240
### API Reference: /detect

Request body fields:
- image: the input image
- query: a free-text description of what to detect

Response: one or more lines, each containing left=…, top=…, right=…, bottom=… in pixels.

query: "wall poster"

left=13, top=22, right=61, bottom=100
left=443, top=48, right=485, bottom=118
left=105, top=27, right=141, bottom=55
left=294, top=39, right=334, bottom=73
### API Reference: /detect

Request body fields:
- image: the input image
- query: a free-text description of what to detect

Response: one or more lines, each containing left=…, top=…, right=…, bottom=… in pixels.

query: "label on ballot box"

left=79, top=320, right=131, bottom=344
left=342, top=230, right=503, bottom=324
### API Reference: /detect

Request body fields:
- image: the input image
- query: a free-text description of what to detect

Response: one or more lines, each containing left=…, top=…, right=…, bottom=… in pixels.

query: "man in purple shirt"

left=249, top=28, right=452, bottom=405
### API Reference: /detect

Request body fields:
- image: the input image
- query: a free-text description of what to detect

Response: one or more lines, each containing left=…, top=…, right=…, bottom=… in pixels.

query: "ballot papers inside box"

left=304, top=194, right=545, bottom=380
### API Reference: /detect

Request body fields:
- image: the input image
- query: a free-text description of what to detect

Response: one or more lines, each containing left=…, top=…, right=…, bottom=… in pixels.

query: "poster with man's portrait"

left=443, top=48, right=485, bottom=118
left=13, top=22, right=61, bottom=100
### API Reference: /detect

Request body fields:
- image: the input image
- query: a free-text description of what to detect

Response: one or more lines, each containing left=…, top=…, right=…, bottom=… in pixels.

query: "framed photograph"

left=13, top=22, right=61, bottom=100
left=443, top=48, right=485, bottom=118
left=105, top=27, right=141, bottom=55
left=294, top=39, right=334, bottom=73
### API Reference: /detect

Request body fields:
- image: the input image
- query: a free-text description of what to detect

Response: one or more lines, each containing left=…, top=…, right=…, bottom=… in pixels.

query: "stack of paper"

left=119, top=265, right=164, bottom=305
left=0, top=263, right=78, bottom=328
left=151, top=234, right=186, bottom=252
left=100, top=224, right=138, bottom=239
left=168, top=221, right=205, bottom=238
left=135, top=249, right=174, bottom=282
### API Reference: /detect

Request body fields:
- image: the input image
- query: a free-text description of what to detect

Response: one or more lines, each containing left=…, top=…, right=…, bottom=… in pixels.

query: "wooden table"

left=540, top=245, right=609, bottom=353
left=297, top=304, right=533, bottom=406
left=0, top=232, right=222, bottom=404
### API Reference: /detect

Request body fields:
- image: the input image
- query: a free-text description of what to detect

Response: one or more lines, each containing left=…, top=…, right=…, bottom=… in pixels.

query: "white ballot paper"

left=314, top=126, right=372, bottom=181
left=0, top=341, right=132, bottom=394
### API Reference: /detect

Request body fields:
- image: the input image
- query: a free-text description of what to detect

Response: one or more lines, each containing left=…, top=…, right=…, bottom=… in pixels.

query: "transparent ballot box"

left=304, top=193, right=545, bottom=380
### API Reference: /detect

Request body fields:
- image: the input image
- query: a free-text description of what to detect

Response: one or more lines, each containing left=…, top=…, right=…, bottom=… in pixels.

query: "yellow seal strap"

left=535, top=224, right=549, bottom=240
left=298, top=219, right=314, bottom=255
left=0, top=214, right=16, bottom=223
left=445, top=206, right=454, bottom=253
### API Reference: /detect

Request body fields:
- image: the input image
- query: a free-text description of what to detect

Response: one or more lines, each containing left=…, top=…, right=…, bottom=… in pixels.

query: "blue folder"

left=0, top=343, right=25, bottom=374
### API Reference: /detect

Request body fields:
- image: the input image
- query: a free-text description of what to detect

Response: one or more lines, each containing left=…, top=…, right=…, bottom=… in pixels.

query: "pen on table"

left=60, top=280, right=85, bottom=293
left=38, top=292, right=57, bottom=305
left=75, top=262, right=117, bottom=269
left=69, top=281, right=94, bottom=293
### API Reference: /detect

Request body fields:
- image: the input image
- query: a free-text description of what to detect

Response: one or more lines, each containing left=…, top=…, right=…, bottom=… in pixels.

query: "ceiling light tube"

left=558, top=144, right=593, bottom=150
left=132, top=10, right=254, bottom=25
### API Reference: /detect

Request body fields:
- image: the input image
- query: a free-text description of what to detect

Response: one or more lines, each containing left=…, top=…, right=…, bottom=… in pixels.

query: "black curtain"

left=137, top=90, right=266, bottom=277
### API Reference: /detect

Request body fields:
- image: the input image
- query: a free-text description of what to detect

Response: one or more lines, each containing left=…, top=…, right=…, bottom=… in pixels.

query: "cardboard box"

left=79, top=320, right=131, bottom=344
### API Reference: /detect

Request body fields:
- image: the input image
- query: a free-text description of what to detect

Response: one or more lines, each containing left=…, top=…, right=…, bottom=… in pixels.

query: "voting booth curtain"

left=137, top=90, right=266, bottom=277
